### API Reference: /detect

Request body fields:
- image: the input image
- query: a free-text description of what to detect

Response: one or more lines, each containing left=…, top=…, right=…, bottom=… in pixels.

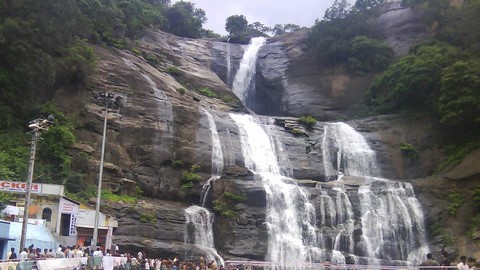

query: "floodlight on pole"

left=19, top=115, right=54, bottom=251
left=91, top=91, right=122, bottom=250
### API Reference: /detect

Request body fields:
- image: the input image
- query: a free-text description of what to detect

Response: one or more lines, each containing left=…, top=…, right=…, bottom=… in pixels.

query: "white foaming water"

left=358, top=181, right=428, bottom=263
left=322, top=122, right=379, bottom=178
left=232, top=37, right=266, bottom=105
left=141, top=73, right=174, bottom=133
left=226, top=38, right=231, bottom=86
left=200, top=109, right=224, bottom=207
left=230, top=113, right=318, bottom=269
left=184, top=206, right=224, bottom=266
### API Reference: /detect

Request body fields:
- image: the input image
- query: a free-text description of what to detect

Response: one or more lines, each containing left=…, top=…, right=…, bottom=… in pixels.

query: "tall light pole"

left=91, top=92, right=122, bottom=250
left=19, top=115, right=54, bottom=251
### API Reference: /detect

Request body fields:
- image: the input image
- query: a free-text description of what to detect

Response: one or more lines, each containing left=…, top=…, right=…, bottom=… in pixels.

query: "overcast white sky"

left=173, top=0, right=346, bottom=35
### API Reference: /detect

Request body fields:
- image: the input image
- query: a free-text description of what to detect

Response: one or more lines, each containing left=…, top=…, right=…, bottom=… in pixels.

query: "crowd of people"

left=5, top=246, right=480, bottom=270
left=125, top=252, right=225, bottom=270
left=419, top=252, right=480, bottom=270
left=4, top=245, right=226, bottom=270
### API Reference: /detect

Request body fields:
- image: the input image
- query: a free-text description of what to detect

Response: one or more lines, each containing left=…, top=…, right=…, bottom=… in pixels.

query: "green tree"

left=366, top=42, right=464, bottom=113
left=225, top=15, right=249, bottom=37
left=163, top=1, right=206, bottom=38
left=324, top=0, right=352, bottom=21
left=272, top=23, right=301, bottom=36
left=348, top=36, right=394, bottom=74
left=354, top=0, right=384, bottom=11
left=438, top=60, right=480, bottom=130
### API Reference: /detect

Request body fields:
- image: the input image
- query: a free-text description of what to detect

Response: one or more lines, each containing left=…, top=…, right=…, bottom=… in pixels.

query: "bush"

left=221, top=95, right=237, bottom=103
left=223, top=191, right=246, bottom=202
left=290, top=129, right=305, bottom=136
left=180, top=164, right=202, bottom=191
left=446, top=192, right=464, bottom=215
left=298, top=115, right=317, bottom=129
left=166, top=66, right=182, bottom=76
left=144, top=53, right=161, bottom=67
left=213, top=200, right=237, bottom=218
left=199, top=87, right=218, bottom=98
left=131, top=48, right=142, bottom=55
left=400, top=143, right=419, bottom=159
left=171, top=159, right=184, bottom=168
left=139, top=213, right=157, bottom=223
left=182, top=171, right=202, bottom=182
left=177, top=88, right=186, bottom=95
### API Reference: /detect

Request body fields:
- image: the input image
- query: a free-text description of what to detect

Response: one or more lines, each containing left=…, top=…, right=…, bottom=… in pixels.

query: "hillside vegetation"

left=0, top=0, right=208, bottom=192
left=0, top=0, right=479, bottom=201
left=307, top=0, right=480, bottom=168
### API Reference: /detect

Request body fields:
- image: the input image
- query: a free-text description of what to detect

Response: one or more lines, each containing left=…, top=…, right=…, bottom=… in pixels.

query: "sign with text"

left=0, top=180, right=40, bottom=193
left=59, top=197, right=79, bottom=215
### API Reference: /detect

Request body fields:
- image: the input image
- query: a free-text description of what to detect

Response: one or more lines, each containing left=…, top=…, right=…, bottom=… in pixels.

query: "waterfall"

left=232, top=37, right=266, bottom=106
left=230, top=113, right=318, bottom=269
left=184, top=206, right=224, bottom=266
left=358, top=181, right=428, bottom=263
left=200, top=109, right=224, bottom=207
left=141, top=73, right=174, bottom=133
left=322, top=122, right=379, bottom=179
left=184, top=109, right=224, bottom=266
left=226, top=38, right=231, bottom=86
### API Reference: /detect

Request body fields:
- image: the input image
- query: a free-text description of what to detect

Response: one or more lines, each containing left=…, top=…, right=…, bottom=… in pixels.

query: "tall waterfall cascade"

left=232, top=37, right=266, bottom=106
left=184, top=109, right=224, bottom=266
left=231, top=114, right=319, bottom=268
left=221, top=37, right=430, bottom=267
left=200, top=109, right=224, bottom=207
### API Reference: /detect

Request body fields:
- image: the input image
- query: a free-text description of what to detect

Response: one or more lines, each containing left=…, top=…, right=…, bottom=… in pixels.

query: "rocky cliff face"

left=52, top=3, right=479, bottom=263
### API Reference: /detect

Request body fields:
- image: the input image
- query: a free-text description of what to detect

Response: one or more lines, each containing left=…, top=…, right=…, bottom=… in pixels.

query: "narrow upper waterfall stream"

left=232, top=37, right=266, bottom=106
left=226, top=38, right=232, bottom=87
left=141, top=73, right=174, bottom=133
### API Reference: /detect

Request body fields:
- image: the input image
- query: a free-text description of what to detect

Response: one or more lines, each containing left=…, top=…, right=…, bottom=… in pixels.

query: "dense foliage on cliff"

left=0, top=0, right=207, bottom=189
left=307, top=0, right=394, bottom=74
left=366, top=0, right=480, bottom=142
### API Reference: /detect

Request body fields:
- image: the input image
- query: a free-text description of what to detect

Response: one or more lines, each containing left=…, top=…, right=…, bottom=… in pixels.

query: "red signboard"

left=0, top=180, right=40, bottom=193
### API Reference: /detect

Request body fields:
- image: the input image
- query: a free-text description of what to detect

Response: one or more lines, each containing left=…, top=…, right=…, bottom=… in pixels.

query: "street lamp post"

left=19, top=115, right=54, bottom=251
left=91, top=92, right=122, bottom=250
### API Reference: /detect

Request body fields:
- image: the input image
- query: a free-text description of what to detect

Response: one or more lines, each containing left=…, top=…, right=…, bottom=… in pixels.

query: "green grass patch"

left=139, top=213, right=157, bottom=223
left=446, top=192, right=464, bottom=215
left=102, top=189, right=137, bottom=204
left=298, top=115, right=317, bottom=129
left=221, top=95, right=237, bottom=103
left=438, top=142, right=479, bottom=171
left=223, top=191, right=246, bottom=202
left=199, top=87, right=218, bottom=98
